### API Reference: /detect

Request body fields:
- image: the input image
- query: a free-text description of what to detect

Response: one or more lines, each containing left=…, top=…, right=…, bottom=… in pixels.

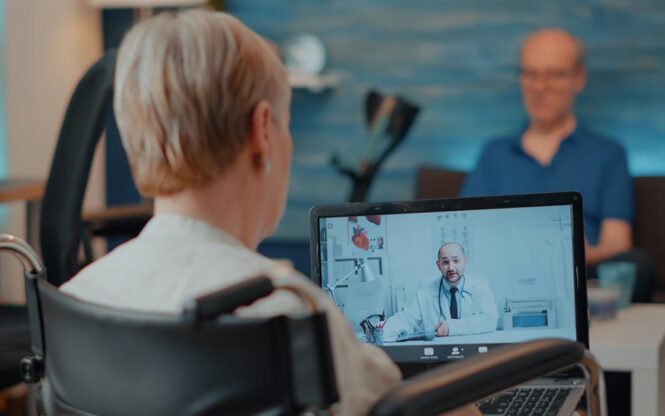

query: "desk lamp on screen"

left=326, top=258, right=385, bottom=333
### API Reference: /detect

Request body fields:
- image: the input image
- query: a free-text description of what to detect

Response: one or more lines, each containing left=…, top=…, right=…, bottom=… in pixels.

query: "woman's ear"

left=248, top=100, right=273, bottom=170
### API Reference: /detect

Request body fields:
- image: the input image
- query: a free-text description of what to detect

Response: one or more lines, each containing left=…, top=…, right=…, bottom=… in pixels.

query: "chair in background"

left=40, top=49, right=151, bottom=288
left=414, top=166, right=465, bottom=201
left=0, top=49, right=152, bottom=392
left=0, top=234, right=605, bottom=416
left=633, top=177, right=665, bottom=302
left=0, top=42, right=118, bottom=395
left=38, top=49, right=115, bottom=287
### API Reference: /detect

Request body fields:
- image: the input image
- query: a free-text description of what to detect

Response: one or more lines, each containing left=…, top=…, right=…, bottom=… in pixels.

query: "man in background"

left=461, top=29, right=654, bottom=300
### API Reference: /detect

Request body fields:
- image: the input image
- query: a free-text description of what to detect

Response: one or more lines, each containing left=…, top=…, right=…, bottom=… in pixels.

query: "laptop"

left=309, top=192, right=589, bottom=416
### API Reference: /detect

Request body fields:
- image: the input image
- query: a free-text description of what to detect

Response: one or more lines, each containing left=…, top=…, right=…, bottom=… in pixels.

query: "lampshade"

left=88, top=0, right=206, bottom=8
left=358, top=259, right=379, bottom=283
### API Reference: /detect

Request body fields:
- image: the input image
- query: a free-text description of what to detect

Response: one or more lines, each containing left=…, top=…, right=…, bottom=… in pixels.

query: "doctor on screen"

left=382, top=242, right=498, bottom=342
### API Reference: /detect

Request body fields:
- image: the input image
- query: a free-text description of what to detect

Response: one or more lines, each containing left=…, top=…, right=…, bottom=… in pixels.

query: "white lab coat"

left=383, top=274, right=498, bottom=341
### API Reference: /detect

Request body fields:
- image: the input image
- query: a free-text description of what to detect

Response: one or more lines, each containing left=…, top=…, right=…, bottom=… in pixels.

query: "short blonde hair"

left=114, top=9, right=289, bottom=196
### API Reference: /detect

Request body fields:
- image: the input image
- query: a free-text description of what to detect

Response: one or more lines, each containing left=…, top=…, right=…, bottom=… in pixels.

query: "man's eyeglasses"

left=519, top=68, right=579, bottom=85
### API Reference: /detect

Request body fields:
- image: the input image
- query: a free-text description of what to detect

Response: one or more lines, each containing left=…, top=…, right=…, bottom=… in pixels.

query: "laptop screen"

left=309, top=193, right=588, bottom=365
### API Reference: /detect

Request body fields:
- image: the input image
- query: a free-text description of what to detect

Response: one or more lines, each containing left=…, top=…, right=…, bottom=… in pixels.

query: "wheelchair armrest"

left=370, top=338, right=585, bottom=416
left=183, top=276, right=274, bottom=323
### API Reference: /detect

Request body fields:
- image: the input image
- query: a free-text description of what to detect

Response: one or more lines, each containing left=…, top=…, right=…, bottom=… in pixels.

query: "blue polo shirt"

left=460, top=126, right=633, bottom=245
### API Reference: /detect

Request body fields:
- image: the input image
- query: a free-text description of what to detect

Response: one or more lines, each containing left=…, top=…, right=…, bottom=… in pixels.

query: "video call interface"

left=317, top=204, right=578, bottom=363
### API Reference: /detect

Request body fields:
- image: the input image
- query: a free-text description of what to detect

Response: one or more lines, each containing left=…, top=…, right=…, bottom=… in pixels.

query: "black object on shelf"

left=332, top=89, right=420, bottom=202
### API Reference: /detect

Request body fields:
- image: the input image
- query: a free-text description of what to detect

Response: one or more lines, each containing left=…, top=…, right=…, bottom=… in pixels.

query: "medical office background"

left=320, top=205, right=577, bottom=340
left=0, top=0, right=664, bottom=301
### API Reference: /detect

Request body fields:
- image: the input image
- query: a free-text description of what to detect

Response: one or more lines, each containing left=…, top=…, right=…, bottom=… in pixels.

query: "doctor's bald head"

left=436, top=242, right=468, bottom=286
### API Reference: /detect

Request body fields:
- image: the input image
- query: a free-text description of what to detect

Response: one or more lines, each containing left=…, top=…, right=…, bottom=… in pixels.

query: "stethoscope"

left=438, top=277, right=462, bottom=319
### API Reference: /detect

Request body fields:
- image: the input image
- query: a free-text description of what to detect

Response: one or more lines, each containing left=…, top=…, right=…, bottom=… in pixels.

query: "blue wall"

left=227, top=0, right=665, bottom=240
left=0, top=2, right=7, bottom=180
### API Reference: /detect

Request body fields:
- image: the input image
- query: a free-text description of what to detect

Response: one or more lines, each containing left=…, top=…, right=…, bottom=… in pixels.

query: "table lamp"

left=325, top=258, right=377, bottom=304
left=327, top=258, right=385, bottom=333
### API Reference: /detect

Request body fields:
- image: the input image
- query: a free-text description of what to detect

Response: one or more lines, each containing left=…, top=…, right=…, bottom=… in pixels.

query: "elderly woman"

left=60, top=9, right=400, bottom=415
left=61, top=9, right=482, bottom=416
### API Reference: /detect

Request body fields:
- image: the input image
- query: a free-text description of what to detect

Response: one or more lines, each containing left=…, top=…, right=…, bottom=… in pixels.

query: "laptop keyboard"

left=478, top=387, right=571, bottom=415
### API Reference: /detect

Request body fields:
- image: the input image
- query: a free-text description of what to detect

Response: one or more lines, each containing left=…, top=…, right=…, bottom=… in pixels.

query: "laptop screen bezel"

left=308, top=192, right=590, bottom=360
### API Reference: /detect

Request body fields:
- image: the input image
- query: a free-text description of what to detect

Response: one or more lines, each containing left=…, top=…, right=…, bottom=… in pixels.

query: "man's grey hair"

left=520, top=28, right=586, bottom=68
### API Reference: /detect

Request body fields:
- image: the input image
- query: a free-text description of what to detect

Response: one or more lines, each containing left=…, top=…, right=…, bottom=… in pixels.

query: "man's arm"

left=588, top=143, right=633, bottom=265
left=382, top=297, right=425, bottom=342
left=585, top=218, right=632, bottom=265
left=446, top=281, right=498, bottom=336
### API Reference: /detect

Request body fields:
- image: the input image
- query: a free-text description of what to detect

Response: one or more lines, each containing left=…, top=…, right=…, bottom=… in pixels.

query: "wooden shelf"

left=288, top=70, right=340, bottom=93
